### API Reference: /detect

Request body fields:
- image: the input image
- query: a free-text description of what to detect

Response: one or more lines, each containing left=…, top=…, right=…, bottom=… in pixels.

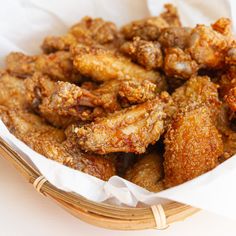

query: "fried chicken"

left=71, top=43, right=164, bottom=85
left=42, top=16, right=123, bottom=53
left=74, top=96, right=167, bottom=154
left=164, top=106, right=223, bottom=188
left=6, top=51, right=82, bottom=82
left=125, top=150, right=164, bottom=192
left=164, top=48, right=199, bottom=79
left=120, top=37, right=163, bottom=69
left=0, top=106, right=115, bottom=181
left=158, top=27, right=191, bottom=49
left=121, top=4, right=181, bottom=40
left=187, top=18, right=232, bottom=69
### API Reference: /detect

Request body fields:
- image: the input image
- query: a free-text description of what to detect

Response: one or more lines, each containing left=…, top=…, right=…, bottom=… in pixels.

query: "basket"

left=0, top=137, right=199, bottom=230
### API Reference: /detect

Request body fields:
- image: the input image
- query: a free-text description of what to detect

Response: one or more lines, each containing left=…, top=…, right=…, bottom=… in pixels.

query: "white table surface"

left=1, top=156, right=236, bottom=236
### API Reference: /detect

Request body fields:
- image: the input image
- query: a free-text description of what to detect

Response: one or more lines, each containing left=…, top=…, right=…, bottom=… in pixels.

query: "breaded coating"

left=172, top=75, right=221, bottom=118
left=6, top=51, right=82, bottom=82
left=74, top=96, right=167, bottom=154
left=42, top=16, right=123, bottom=53
left=188, top=18, right=232, bottom=69
left=164, top=106, right=223, bottom=188
left=225, top=87, right=236, bottom=112
left=164, top=48, right=199, bottom=79
left=118, top=79, right=157, bottom=104
left=211, top=18, right=232, bottom=37
left=0, top=72, right=27, bottom=109
left=24, top=73, right=76, bottom=127
left=216, top=105, right=236, bottom=160
left=0, top=106, right=115, bottom=181
left=121, top=4, right=180, bottom=40
left=120, top=37, right=163, bottom=69
left=158, top=27, right=191, bottom=49
left=71, top=43, right=164, bottom=84
left=226, top=47, right=236, bottom=65
left=125, top=151, right=164, bottom=192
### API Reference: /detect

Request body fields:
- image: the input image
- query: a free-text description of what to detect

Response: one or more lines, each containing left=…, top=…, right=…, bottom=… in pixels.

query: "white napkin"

left=0, top=0, right=236, bottom=220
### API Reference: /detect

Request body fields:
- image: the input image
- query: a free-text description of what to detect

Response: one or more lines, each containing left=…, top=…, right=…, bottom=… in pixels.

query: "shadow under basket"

left=0, top=137, right=199, bottom=230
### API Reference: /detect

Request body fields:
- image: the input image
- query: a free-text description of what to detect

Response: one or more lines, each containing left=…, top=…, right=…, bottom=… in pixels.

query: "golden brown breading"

left=71, top=43, right=163, bottom=84
left=171, top=75, right=221, bottom=119
left=226, top=47, right=236, bottom=65
left=0, top=106, right=115, bottom=181
left=158, top=27, right=191, bottom=49
left=118, top=79, right=157, bottom=104
left=121, top=4, right=181, bottom=41
left=164, top=106, right=223, bottom=188
left=42, top=16, right=123, bottom=53
left=120, top=37, right=163, bottom=69
left=216, top=105, right=236, bottom=160
left=0, top=72, right=27, bottom=109
left=211, top=17, right=232, bottom=37
left=164, top=48, right=199, bottom=79
left=74, top=96, right=167, bottom=154
left=24, top=73, right=76, bottom=127
left=225, top=87, right=236, bottom=112
left=125, top=150, right=164, bottom=192
left=6, top=51, right=82, bottom=82
left=188, top=19, right=232, bottom=69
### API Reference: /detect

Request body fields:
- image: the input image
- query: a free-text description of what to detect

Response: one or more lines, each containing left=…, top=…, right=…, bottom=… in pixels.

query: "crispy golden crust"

left=164, top=106, right=223, bottom=188
left=211, top=18, right=232, bottom=37
left=24, top=73, right=76, bottom=127
left=0, top=72, right=27, bottom=109
left=42, top=17, right=123, bottom=53
left=121, top=4, right=181, bottom=41
left=71, top=43, right=162, bottom=83
left=158, top=27, right=191, bottom=49
left=125, top=151, right=164, bottom=192
left=172, top=75, right=221, bottom=119
left=0, top=106, right=115, bottom=180
left=120, top=37, right=163, bottom=69
left=188, top=19, right=232, bottom=69
left=164, top=48, right=199, bottom=79
left=6, top=51, right=82, bottom=82
left=74, top=96, right=166, bottom=154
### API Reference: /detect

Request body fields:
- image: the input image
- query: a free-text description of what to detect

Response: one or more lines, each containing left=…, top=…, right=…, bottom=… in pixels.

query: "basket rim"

left=0, top=136, right=199, bottom=230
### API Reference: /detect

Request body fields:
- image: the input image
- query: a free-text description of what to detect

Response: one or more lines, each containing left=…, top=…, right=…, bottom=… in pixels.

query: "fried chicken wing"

left=120, top=37, right=163, bottom=69
left=74, top=96, right=167, bottom=154
left=125, top=150, right=164, bottom=192
left=24, top=73, right=77, bottom=127
left=158, top=27, right=191, bottom=49
left=6, top=51, right=82, bottom=82
left=42, top=17, right=123, bottom=53
left=164, top=48, right=199, bottom=79
left=0, top=106, right=115, bottom=180
left=188, top=18, right=232, bottom=69
left=121, top=4, right=180, bottom=40
left=164, top=106, right=223, bottom=188
left=71, top=43, right=163, bottom=84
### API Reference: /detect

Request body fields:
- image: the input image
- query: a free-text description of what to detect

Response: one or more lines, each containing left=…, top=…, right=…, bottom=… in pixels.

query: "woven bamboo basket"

left=0, top=137, right=199, bottom=230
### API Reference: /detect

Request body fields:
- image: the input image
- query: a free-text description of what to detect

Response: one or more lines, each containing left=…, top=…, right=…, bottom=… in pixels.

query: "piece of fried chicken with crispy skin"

left=125, top=150, right=164, bottom=192
left=74, top=95, right=167, bottom=154
left=164, top=48, right=199, bottom=79
left=121, top=4, right=181, bottom=41
left=6, top=51, right=82, bottom=82
left=0, top=106, right=115, bottom=181
left=164, top=106, right=223, bottom=188
left=120, top=37, right=163, bottom=70
left=71, top=43, right=165, bottom=86
left=24, top=73, right=77, bottom=127
left=187, top=18, right=233, bottom=69
left=42, top=16, right=123, bottom=53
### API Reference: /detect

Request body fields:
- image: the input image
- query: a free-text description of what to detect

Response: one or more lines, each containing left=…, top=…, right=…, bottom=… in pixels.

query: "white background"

left=1, top=156, right=236, bottom=236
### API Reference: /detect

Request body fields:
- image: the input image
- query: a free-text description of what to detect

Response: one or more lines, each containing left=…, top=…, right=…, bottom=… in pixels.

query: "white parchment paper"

left=0, top=0, right=236, bottom=220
